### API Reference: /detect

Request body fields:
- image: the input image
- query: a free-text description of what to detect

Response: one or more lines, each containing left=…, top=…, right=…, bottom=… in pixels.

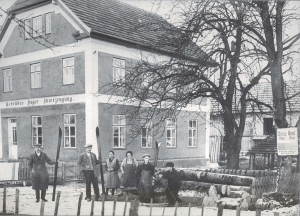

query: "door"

left=8, top=118, right=18, bottom=160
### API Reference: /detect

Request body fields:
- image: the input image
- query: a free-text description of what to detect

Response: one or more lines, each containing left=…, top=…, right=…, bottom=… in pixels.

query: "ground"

left=0, top=183, right=299, bottom=216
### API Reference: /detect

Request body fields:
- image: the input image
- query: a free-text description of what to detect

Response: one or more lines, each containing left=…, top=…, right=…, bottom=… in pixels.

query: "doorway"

left=8, top=118, right=17, bottom=160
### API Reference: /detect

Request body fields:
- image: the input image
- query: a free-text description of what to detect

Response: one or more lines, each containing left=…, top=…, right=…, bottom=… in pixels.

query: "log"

left=208, top=169, right=277, bottom=177
left=155, top=179, right=251, bottom=195
left=157, top=168, right=255, bottom=186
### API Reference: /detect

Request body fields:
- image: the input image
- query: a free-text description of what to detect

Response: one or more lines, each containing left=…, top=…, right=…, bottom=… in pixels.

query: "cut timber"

left=154, top=179, right=251, bottom=195
left=207, top=169, right=277, bottom=177
left=157, top=168, right=255, bottom=186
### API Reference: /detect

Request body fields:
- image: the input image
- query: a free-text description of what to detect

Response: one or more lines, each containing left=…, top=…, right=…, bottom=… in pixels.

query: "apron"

left=138, top=169, right=153, bottom=199
left=105, top=158, right=120, bottom=189
left=120, top=162, right=137, bottom=188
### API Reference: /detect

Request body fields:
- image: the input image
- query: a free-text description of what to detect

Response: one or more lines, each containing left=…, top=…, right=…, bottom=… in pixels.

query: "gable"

left=0, top=3, right=86, bottom=58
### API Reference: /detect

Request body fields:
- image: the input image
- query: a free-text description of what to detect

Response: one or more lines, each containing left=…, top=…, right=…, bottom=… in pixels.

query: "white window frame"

left=32, top=15, right=42, bottom=37
left=113, top=115, right=126, bottom=148
left=63, top=114, right=76, bottom=148
left=63, top=57, right=75, bottom=85
left=3, top=69, right=12, bottom=92
left=32, top=116, right=42, bottom=147
left=141, top=121, right=153, bottom=148
left=113, top=58, right=125, bottom=83
left=24, top=19, right=31, bottom=39
left=188, top=120, right=197, bottom=147
left=166, top=118, right=176, bottom=148
left=31, top=63, right=41, bottom=88
left=45, top=12, right=51, bottom=34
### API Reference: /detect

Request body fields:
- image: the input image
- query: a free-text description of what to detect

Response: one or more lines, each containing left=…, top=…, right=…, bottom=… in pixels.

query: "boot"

left=35, top=190, right=40, bottom=203
left=41, top=190, right=47, bottom=202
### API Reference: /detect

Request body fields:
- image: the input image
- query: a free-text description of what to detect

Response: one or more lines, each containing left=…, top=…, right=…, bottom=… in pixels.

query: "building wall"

left=1, top=103, right=85, bottom=161
left=0, top=52, right=85, bottom=101
left=3, top=11, right=78, bottom=57
left=98, top=103, right=207, bottom=165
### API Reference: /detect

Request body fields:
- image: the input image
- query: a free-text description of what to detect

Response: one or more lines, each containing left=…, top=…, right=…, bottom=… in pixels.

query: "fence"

left=251, top=174, right=277, bottom=198
left=18, top=160, right=66, bottom=184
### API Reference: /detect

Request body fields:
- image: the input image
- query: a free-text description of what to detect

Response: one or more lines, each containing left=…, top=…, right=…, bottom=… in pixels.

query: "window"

left=31, top=63, right=41, bottom=88
left=32, top=15, right=42, bottom=37
left=45, top=13, right=51, bottom=34
left=113, top=58, right=125, bottom=82
left=188, top=120, right=197, bottom=147
left=24, top=19, right=31, bottom=39
left=263, top=118, right=273, bottom=135
left=64, top=114, right=76, bottom=148
left=113, top=115, right=126, bottom=148
left=32, top=116, right=42, bottom=146
left=141, top=121, right=152, bottom=148
left=63, top=57, right=75, bottom=85
left=166, top=118, right=176, bottom=147
left=3, top=69, right=12, bottom=92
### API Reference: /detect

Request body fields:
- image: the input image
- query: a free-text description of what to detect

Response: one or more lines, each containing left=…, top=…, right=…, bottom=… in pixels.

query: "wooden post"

left=15, top=188, right=19, bottom=214
left=150, top=198, right=153, bottom=216
left=267, top=154, right=270, bottom=170
left=255, top=208, right=261, bottom=216
left=129, top=200, right=139, bottom=216
left=77, top=192, right=83, bottom=216
left=3, top=187, right=6, bottom=213
left=263, top=154, right=266, bottom=170
left=101, top=194, right=105, bottom=216
left=123, top=196, right=128, bottom=216
left=112, top=198, right=117, bottom=216
left=40, top=200, right=45, bottom=216
left=236, top=206, right=241, bottom=216
left=90, top=197, right=95, bottom=216
left=271, top=154, right=275, bottom=170
left=249, top=154, right=253, bottom=170
left=162, top=201, right=166, bottom=216
left=217, top=203, right=224, bottom=216
left=54, top=191, right=61, bottom=216
left=174, top=202, right=178, bottom=216
left=201, top=203, right=204, bottom=216
left=188, top=203, right=191, bottom=216
left=253, top=154, right=256, bottom=170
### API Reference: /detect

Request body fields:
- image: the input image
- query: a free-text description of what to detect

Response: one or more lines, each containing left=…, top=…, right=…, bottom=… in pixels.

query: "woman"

left=105, top=151, right=120, bottom=196
left=118, top=151, right=138, bottom=195
left=136, top=154, right=155, bottom=203
left=28, top=143, right=56, bottom=203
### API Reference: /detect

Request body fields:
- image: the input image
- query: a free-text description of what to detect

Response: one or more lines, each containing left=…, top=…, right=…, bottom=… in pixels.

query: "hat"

left=84, top=144, right=93, bottom=148
left=33, top=143, right=42, bottom=147
left=143, top=154, right=150, bottom=158
left=165, top=162, right=174, bottom=167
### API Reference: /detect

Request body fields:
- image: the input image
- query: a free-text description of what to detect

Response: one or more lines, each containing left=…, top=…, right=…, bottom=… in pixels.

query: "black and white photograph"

left=0, top=0, right=299, bottom=215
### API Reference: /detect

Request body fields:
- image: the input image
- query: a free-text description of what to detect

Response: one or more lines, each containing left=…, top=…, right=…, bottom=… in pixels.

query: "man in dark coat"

left=78, top=144, right=101, bottom=202
left=164, top=162, right=182, bottom=206
left=28, top=143, right=56, bottom=202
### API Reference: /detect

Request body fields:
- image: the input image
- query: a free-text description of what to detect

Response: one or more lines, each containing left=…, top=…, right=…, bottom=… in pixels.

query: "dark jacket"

left=28, top=152, right=55, bottom=190
left=77, top=152, right=100, bottom=177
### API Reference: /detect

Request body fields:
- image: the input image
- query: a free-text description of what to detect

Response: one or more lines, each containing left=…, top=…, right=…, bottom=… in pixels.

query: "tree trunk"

left=157, top=168, right=254, bottom=186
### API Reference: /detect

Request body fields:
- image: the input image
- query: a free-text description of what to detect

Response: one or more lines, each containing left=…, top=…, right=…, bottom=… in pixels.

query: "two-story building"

left=0, top=0, right=215, bottom=167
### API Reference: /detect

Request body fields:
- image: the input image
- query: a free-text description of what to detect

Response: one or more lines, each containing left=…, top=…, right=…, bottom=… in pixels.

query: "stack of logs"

left=155, top=168, right=277, bottom=210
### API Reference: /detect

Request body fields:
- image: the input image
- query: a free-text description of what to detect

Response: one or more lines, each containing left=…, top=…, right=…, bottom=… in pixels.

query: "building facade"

left=0, top=0, right=212, bottom=167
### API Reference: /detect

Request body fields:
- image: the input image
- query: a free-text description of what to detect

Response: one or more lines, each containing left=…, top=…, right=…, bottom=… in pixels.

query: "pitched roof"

left=7, top=0, right=217, bottom=66
left=211, top=79, right=300, bottom=113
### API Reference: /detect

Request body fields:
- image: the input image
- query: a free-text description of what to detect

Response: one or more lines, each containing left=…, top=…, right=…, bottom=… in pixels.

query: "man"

left=164, top=162, right=182, bottom=206
left=28, top=143, right=56, bottom=203
left=77, top=144, right=101, bottom=201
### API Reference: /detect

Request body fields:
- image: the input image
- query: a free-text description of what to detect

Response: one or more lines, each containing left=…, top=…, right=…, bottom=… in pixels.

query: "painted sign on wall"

left=277, top=128, right=298, bottom=155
